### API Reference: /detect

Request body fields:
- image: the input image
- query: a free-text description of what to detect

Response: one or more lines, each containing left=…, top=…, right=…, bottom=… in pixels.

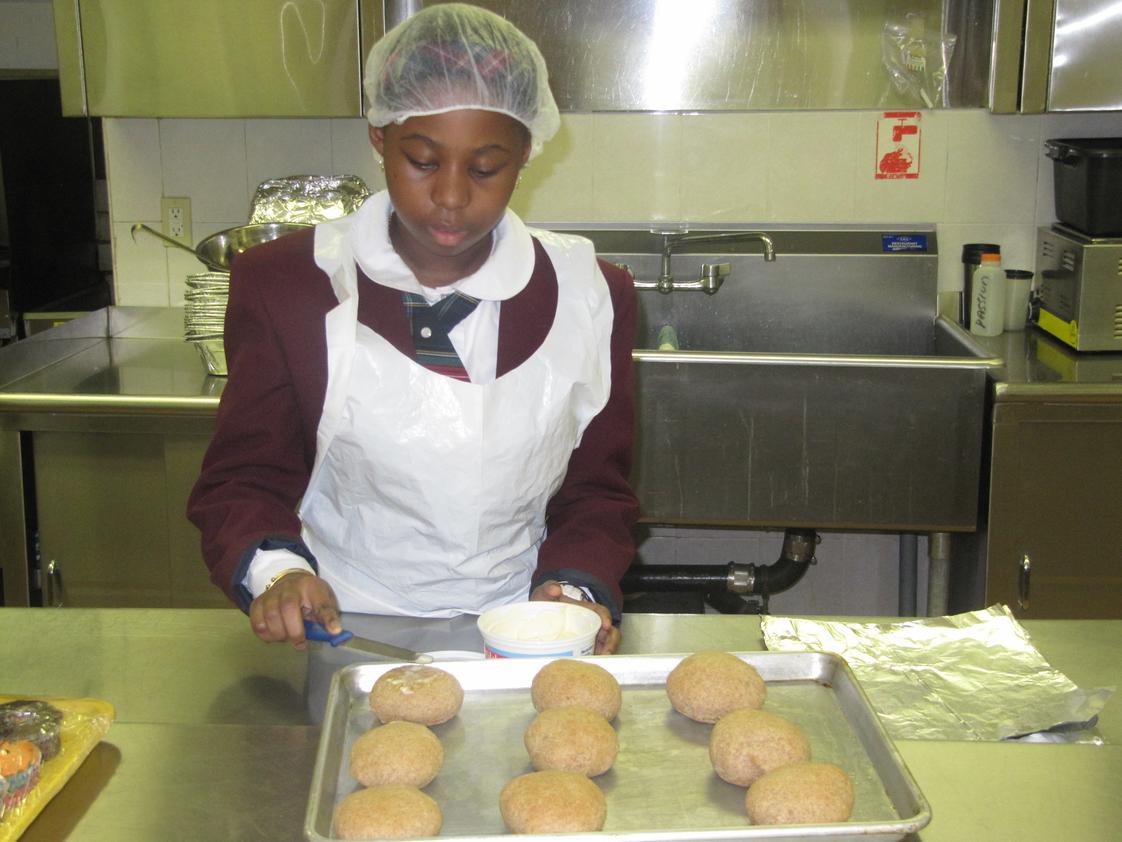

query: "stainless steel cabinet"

left=53, top=0, right=371, bottom=117
left=982, top=400, right=1122, bottom=617
left=32, top=430, right=226, bottom=608
left=0, top=308, right=232, bottom=608
left=993, top=0, right=1122, bottom=112
left=53, top=0, right=1001, bottom=116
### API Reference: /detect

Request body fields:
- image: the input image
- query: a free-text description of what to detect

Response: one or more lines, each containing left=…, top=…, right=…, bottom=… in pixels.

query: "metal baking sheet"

left=305, top=652, right=930, bottom=841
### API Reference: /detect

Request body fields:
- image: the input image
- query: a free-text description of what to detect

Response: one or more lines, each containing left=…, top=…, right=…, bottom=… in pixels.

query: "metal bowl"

left=195, top=222, right=310, bottom=271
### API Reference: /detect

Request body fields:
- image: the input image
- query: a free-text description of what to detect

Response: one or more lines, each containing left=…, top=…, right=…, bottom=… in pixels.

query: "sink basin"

left=567, top=226, right=1003, bottom=531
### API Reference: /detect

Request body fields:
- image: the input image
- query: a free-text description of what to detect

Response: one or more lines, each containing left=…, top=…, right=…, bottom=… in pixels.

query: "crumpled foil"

left=248, top=174, right=370, bottom=224
left=762, top=605, right=1113, bottom=742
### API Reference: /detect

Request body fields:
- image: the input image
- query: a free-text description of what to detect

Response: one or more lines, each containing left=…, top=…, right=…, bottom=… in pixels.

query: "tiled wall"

left=105, top=109, right=1122, bottom=306
left=98, top=107, right=1122, bottom=617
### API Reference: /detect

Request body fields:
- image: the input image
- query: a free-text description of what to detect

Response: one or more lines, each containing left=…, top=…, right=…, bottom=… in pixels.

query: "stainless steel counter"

left=0, top=309, right=221, bottom=606
left=0, top=307, right=219, bottom=420
left=973, top=327, right=1122, bottom=402
left=3, top=608, right=1119, bottom=841
left=3, top=310, right=1118, bottom=415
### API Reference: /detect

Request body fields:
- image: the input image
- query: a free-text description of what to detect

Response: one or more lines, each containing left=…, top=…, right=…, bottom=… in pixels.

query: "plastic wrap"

left=0, top=696, right=114, bottom=840
left=762, top=605, right=1113, bottom=742
left=880, top=13, right=956, bottom=108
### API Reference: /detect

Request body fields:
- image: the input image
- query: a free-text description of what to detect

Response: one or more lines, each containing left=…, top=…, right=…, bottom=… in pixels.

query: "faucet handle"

left=699, top=262, right=731, bottom=294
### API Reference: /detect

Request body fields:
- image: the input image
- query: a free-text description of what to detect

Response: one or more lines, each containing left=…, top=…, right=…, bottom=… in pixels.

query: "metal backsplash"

left=381, top=0, right=995, bottom=110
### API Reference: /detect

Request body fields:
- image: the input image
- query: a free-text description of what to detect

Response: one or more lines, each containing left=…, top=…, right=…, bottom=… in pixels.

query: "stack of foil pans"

left=184, top=271, right=230, bottom=376
left=183, top=174, right=371, bottom=377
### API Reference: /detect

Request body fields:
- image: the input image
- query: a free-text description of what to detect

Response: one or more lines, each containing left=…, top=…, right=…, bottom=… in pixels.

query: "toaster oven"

left=1032, top=225, right=1122, bottom=352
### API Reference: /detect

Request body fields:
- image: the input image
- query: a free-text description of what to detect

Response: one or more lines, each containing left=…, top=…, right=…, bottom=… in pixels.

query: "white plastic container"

left=970, top=253, right=1006, bottom=337
left=1003, top=269, right=1033, bottom=331
left=477, top=601, right=600, bottom=658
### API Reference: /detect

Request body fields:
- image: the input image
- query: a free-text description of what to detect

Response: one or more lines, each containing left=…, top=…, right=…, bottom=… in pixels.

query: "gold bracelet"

left=264, top=567, right=310, bottom=592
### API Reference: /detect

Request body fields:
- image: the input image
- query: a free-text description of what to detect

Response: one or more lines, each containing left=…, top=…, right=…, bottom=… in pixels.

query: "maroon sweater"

left=186, top=227, right=639, bottom=617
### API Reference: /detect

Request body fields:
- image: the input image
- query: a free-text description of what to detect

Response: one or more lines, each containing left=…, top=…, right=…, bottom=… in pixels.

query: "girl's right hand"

left=248, top=571, right=342, bottom=649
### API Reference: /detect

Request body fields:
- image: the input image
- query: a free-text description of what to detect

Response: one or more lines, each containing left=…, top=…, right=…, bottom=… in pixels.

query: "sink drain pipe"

left=621, top=528, right=819, bottom=604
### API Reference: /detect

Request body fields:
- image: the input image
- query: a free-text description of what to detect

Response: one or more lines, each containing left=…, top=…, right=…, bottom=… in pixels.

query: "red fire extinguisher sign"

left=876, top=112, right=922, bottom=180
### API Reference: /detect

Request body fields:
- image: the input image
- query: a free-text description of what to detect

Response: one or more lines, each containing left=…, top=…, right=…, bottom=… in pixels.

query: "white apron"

left=298, top=216, right=613, bottom=617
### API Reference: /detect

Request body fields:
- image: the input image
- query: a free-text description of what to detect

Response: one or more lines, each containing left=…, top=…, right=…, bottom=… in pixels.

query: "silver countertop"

left=4, top=608, right=1119, bottom=841
left=973, top=327, right=1122, bottom=401
left=0, top=308, right=221, bottom=416
left=3, top=309, right=1121, bottom=419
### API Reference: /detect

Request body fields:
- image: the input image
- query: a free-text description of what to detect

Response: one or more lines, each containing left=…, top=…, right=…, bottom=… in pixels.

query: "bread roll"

left=531, top=659, right=621, bottom=720
left=709, top=708, right=810, bottom=786
left=349, top=720, right=443, bottom=788
left=745, top=762, right=855, bottom=825
left=369, top=664, right=463, bottom=726
left=333, top=784, right=442, bottom=840
left=666, top=651, right=766, bottom=723
left=500, top=770, right=606, bottom=834
left=524, top=705, right=618, bottom=777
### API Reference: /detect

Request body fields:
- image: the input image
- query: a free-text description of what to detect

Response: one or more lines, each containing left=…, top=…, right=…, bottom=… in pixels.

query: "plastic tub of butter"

left=477, top=601, right=600, bottom=658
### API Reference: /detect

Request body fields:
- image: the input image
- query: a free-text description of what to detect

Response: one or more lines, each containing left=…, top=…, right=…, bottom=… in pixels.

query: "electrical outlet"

left=160, top=196, right=192, bottom=247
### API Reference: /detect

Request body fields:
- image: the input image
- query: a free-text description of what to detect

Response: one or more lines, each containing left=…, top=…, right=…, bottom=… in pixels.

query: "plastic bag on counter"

left=762, top=605, right=1113, bottom=743
left=880, top=13, right=957, bottom=108
left=0, top=696, right=115, bottom=840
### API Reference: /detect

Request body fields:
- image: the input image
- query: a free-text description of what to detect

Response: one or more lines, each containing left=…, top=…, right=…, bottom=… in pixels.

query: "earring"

left=378, top=158, right=385, bottom=172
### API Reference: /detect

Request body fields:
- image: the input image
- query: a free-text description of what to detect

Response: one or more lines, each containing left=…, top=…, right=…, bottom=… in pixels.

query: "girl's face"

left=370, top=110, right=531, bottom=287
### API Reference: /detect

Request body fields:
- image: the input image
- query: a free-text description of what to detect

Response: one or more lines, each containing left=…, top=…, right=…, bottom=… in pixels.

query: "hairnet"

left=364, top=3, right=560, bottom=159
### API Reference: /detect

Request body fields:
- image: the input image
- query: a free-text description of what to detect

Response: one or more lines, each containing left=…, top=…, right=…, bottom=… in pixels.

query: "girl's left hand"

left=529, top=580, right=621, bottom=655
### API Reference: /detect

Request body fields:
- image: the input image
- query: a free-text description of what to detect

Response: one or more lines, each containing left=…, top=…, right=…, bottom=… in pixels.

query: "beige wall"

left=79, top=106, right=1122, bottom=617
left=105, top=109, right=1122, bottom=306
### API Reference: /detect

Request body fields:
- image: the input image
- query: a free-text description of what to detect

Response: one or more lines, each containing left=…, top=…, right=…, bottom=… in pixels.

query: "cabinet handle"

left=45, top=559, right=64, bottom=608
left=1017, top=554, right=1031, bottom=610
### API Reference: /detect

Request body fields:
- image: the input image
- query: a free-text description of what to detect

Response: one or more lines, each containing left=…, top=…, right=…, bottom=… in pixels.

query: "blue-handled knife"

left=303, top=620, right=432, bottom=664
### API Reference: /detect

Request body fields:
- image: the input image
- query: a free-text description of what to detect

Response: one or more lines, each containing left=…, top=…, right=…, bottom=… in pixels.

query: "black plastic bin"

left=1044, top=138, right=1122, bottom=237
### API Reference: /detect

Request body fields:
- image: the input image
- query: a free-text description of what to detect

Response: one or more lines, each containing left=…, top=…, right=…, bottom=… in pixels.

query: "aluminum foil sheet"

left=248, top=174, right=370, bottom=224
left=762, top=605, right=1113, bottom=742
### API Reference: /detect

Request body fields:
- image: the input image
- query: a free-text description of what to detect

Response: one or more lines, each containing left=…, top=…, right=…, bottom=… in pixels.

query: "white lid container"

left=477, top=601, right=600, bottom=658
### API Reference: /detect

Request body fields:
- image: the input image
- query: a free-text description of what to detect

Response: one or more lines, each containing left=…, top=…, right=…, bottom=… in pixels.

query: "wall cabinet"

left=992, top=0, right=1122, bottom=112
left=53, top=0, right=1122, bottom=118
left=53, top=0, right=1001, bottom=117
left=978, top=400, right=1122, bottom=618
left=52, top=0, right=377, bottom=117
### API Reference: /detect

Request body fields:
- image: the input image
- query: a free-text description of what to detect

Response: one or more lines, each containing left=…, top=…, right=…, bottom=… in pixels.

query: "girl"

left=187, top=4, right=638, bottom=654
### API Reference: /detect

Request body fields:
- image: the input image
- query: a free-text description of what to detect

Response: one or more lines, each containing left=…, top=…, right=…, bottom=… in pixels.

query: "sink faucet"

left=636, top=231, right=776, bottom=294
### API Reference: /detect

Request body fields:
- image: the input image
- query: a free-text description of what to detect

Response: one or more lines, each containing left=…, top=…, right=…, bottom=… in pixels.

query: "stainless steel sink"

left=564, top=226, right=1004, bottom=531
